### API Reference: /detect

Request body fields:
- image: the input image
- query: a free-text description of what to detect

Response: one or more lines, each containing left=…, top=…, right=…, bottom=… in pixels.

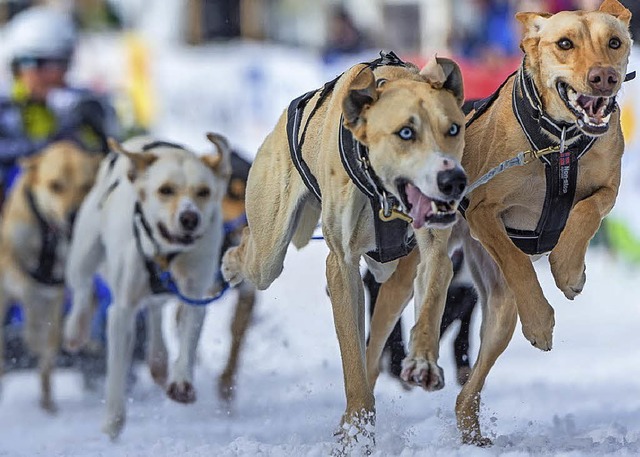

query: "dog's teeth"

left=430, top=201, right=438, bottom=213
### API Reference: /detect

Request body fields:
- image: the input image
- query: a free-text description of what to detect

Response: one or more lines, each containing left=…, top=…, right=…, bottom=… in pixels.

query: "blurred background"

left=0, top=0, right=639, bottom=259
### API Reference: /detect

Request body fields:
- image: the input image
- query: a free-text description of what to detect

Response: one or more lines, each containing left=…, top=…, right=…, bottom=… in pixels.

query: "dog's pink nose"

left=587, top=66, right=619, bottom=95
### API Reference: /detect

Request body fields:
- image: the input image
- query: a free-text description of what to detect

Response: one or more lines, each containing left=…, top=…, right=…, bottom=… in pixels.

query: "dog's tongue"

left=577, top=95, right=606, bottom=123
left=406, top=183, right=433, bottom=229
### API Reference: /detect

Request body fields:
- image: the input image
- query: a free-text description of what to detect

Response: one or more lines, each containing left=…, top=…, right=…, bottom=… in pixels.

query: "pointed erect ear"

left=203, top=132, right=231, bottom=178
left=599, top=0, right=632, bottom=27
left=421, top=56, right=465, bottom=107
left=515, top=11, right=552, bottom=37
left=342, top=67, right=378, bottom=135
left=108, top=137, right=158, bottom=182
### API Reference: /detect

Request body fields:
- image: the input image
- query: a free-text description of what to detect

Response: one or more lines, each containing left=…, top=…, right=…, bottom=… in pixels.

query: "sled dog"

left=367, top=0, right=632, bottom=445
left=63, top=135, right=230, bottom=439
left=222, top=52, right=467, bottom=452
left=0, top=141, right=100, bottom=411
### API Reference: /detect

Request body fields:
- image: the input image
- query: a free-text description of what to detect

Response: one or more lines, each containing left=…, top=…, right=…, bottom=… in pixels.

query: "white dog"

left=63, top=134, right=230, bottom=439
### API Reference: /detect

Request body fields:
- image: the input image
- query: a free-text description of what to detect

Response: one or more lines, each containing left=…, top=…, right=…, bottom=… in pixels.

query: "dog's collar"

left=132, top=201, right=182, bottom=294
left=24, top=190, right=65, bottom=286
left=512, top=62, right=597, bottom=163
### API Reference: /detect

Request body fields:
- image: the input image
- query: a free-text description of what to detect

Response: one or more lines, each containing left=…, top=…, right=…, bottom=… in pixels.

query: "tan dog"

left=0, top=141, right=100, bottom=411
left=222, top=53, right=467, bottom=453
left=367, top=0, right=632, bottom=446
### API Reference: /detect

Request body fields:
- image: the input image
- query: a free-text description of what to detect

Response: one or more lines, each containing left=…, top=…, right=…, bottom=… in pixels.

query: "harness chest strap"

left=286, top=51, right=416, bottom=263
left=25, top=190, right=65, bottom=286
left=460, top=63, right=604, bottom=256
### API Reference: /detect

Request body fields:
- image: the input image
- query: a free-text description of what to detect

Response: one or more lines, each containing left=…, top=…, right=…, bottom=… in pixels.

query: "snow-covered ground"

left=1, top=242, right=640, bottom=456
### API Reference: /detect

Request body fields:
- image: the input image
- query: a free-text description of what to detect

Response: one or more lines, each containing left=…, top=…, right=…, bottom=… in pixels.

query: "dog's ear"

left=599, top=0, right=632, bottom=27
left=204, top=132, right=232, bottom=179
left=420, top=56, right=465, bottom=107
left=108, top=137, right=158, bottom=182
left=516, top=12, right=552, bottom=54
left=343, top=67, right=378, bottom=140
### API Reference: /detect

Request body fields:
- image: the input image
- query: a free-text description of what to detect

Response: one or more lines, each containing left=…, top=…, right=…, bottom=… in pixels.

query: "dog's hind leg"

left=222, top=119, right=314, bottom=290
left=146, top=304, right=167, bottom=387
left=218, top=281, right=256, bottom=404
left=455, top=237, right=516, bottom=446
left=366, top=249, right=419, bottom=388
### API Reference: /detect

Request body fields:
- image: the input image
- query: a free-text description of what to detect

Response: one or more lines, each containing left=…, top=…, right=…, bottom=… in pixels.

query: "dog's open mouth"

left=557, top=81, right=616, bottom=135
left=397, top=179, right=458, bottom=229
left=157, top=222, right=199, bottom=246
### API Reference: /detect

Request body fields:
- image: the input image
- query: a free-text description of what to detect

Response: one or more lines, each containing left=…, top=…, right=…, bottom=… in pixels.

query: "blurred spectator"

left=0, top=5, right=117, bottom=198
left=322, top=6, right=372, bottom=63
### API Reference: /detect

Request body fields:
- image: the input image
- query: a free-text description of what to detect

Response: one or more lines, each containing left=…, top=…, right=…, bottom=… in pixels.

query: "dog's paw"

left=167, top=381, right=196, bottom=404
left=400, top=357, right=444, bottom=391
left=550, top=253, right=587, bottom=300
left=456, top=365, right=472, bottom=386
left=221, top=248, right=244, bottom=287
left=520, top=303, right=555, bottom=351
left=63, top=311, right=91, bottom=353
left=149, top=358, right=168, bottom=387
left=332, top=409, right=375, bottom=457
left=558, top=266, right=586, bottom=300
left=102, top=413, right=125, bottom=441
left=40, top=398, right=58, bottom=414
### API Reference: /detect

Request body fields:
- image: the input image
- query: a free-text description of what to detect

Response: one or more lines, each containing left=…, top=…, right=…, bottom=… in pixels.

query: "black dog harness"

left=25, top=190, right=65, bottom=285
left=286, top=51, right=416, bottom=263
left=461, top=62, right=624, bottom=255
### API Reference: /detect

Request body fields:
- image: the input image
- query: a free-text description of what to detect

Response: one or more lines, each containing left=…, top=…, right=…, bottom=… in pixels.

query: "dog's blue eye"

left=609, top=37, right=621, bottom=49
left=448, top=123, right=460, bottom=137
left=557, top=38, right=573, bottom=50
left=397, top=126, right=415, bottom=141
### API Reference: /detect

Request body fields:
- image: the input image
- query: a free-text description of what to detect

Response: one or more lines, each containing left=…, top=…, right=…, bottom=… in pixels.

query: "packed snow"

left=1, top=242, right=640, bottom=456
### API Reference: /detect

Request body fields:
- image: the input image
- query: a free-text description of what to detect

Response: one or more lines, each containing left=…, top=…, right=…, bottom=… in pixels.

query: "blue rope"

left=158, top=270, right=230, bottom=307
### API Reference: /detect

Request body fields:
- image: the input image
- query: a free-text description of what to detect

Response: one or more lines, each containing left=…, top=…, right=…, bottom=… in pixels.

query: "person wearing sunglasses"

left=0, top=6, right=117, bottom=200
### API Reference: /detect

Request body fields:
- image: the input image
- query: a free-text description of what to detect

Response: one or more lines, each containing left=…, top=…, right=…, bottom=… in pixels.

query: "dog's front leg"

left=401, top=228, right=451, bottom=390
left=167, top=302, right=206, bottom=404
left=366, top=248, right=419, bottom=389
left=467, top=203, right=554, bottom=350
left=103, top=301, right=137, bottom=440
left=146, top=304, right=168, bottom=386
left=326, top=250, right=375, bottom=455
left=550, top=187, right=616, bottom=299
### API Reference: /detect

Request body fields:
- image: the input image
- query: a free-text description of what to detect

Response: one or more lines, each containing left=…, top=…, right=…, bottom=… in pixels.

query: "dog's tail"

left=291, top=199, right=320, bottom=250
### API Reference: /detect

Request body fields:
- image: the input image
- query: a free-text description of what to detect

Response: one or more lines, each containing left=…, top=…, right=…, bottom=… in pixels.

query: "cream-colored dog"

left=222, top=53, right=467, bottom=453
left=367, top=0, right=632, bottom=446
left=63, top=135, right=230, bottom=439
left=0, top=141, right=99, bottom=411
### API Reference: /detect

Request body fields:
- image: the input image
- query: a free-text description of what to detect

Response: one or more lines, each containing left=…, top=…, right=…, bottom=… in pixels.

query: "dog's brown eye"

left=557, top=38, right=573, bottom=50
left=196, top=187, right=211, bottom=198
left=49, top=180, right=64, bottom=194
left=158, top=185, right=175, bottom=196
left=397, top=126, right=415, bottom=141
left=609, top=37, right=621, bottom=49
